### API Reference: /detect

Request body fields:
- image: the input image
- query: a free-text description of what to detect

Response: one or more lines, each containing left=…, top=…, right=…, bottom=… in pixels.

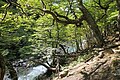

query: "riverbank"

left=54, top=42, right=120, bottom=80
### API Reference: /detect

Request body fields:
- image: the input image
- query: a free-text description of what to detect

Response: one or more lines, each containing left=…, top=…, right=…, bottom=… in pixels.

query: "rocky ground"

left=54, top=41, right=120, bottom=80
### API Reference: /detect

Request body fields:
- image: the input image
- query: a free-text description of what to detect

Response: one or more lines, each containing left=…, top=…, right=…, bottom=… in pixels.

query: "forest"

left=0, top=0, right=120, bottom=80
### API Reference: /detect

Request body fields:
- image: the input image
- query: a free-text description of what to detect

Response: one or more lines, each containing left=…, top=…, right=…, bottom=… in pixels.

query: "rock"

left=98, top=51, right=104, bottom=58
left=60, top=69, right=69, bottom=78
left=104, top=49, right=114, bottom=54
left=54, top=43, right=120, bottom=80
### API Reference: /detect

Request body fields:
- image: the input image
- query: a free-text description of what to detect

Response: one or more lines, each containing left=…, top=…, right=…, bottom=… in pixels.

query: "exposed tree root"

left=54, top=42, right=120, bottom=80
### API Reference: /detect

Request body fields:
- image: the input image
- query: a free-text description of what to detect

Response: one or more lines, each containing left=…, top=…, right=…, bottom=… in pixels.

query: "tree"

left=116, top=0, right=120, bottom=30
left=0, top=0, right=119, bottom=79
left=78, top=0, right=104, bottom=46
left=35, top=0, right=104, bottom=46
left=0, top=54, right=5, bottom=80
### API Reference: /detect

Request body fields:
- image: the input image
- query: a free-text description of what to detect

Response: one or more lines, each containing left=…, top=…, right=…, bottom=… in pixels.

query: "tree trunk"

left=116, top=0, right=120, bottom=31
left=78, top=0, right=104, bottom=46
left=79, top=36, right=83, bottom=50
left=6, top=61, right=18, bottom=80
left=75, top=26, right=80, bottom=52
left=76, top=40, right=80, bottom=52
left=59, top=44, right=67, bottom=54
left=0, top=54, right=5, bottom=80
left=0, top=54, right=18, bottom=80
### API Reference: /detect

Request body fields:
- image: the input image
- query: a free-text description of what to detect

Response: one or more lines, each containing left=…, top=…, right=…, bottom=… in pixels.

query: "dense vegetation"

left=0, top=0, right=120, bottom=80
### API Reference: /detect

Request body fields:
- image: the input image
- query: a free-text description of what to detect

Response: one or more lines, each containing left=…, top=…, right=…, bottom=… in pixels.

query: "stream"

left=18, top=65, right=47, bottom=80
left=4, top=65, right=47, bottom=80
left=3, top=45, right=78, bottom=80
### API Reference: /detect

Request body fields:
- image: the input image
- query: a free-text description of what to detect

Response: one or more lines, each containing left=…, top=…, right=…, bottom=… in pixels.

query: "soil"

left=54, top=41, right=120, bottom=80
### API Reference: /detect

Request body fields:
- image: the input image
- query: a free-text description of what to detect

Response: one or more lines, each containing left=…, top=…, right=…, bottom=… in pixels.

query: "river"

left=4, top=46, right=77, bottom=80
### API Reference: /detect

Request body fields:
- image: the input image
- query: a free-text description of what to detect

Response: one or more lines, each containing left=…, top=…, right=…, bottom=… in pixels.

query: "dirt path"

left=54, top=42, right=120, bottom=80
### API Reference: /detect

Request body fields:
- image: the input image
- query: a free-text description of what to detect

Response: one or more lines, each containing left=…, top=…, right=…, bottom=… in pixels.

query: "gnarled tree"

left=37, top=0, right=104, bottom=46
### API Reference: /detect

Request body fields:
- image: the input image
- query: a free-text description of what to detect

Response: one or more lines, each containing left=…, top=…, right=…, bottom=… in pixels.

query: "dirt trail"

left=54, top=42, right=120, bottom=80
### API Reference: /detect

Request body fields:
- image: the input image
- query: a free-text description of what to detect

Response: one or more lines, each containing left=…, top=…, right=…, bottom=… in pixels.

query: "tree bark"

left=0, top=54, right=18, bottom=80
left=79, top=36, right=83, bottom=50
left=5, top=61, right=18, bottom=80
left=0, top=54, right=5, bottom=80
left=78, top=0, right=104, bottom=46
left=59, top=44, right=67, bottom=54
left=116, top=0, right=120, bottom=31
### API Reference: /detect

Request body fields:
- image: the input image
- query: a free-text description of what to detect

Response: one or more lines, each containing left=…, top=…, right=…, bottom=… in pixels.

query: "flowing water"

left=18, top=65, right=47, bottom=80
left=4, top=46, right=77, bottom=80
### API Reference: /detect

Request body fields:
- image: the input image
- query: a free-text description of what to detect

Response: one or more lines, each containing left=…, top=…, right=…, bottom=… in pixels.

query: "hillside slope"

left=54, top=42, right=120, bottom=80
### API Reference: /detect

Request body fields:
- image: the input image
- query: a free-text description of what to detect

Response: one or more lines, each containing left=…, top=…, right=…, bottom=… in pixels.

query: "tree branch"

left=1, top=4, right=10, bottom=22
left=39, top=9, right=85, bottom=25
left=96, top=12, right=106, bottom=22
left=11, top=2, right=27, bottom=16
left=54, top=11, right=69, bottom=20
left=93, top=0, right=113, bottom=22
left=40, top=0, right=46, bottom=9
left=67, top=0, right=77, bottom=19
left=93, top=0, right=113, bottom=12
